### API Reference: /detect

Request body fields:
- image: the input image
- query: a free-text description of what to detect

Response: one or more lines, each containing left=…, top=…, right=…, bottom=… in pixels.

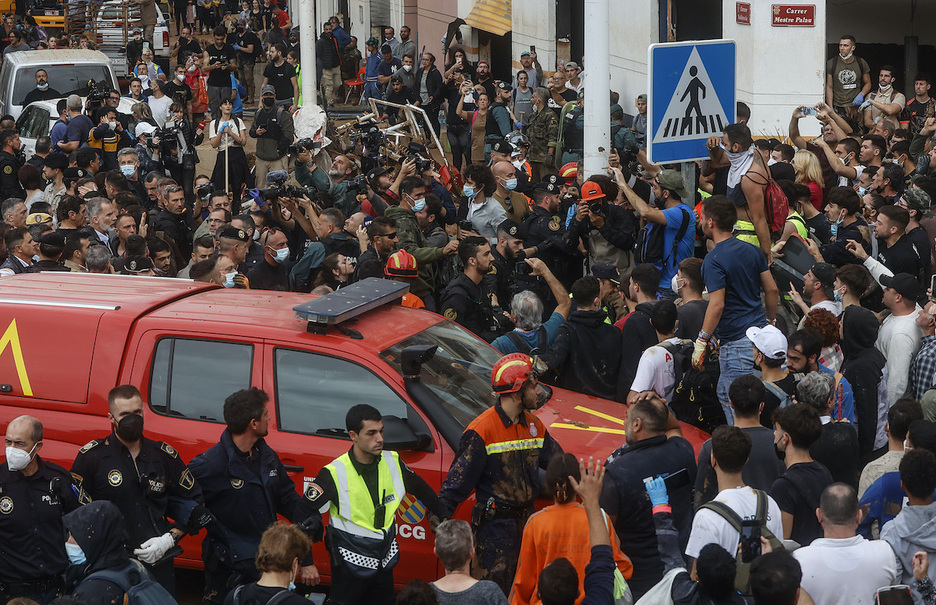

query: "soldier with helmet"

left=438, top=353, right=563, bottom=595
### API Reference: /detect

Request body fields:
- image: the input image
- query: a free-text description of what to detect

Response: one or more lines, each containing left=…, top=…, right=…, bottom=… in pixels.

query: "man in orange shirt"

left=510, top=453, right=632, bottom=604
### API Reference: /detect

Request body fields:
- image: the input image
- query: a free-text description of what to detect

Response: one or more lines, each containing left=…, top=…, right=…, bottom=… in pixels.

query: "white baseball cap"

left=136, top=122, right=157, bottom=137
left=746, top=325, right=787, bottom=360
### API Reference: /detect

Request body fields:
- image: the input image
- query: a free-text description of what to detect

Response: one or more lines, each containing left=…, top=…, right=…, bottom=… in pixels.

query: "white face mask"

left=512, top=159, right=523, bottom=169
left=252, top=229, right=261, bottom=241
left=176, top=73, right=185, bottom=82
left=402, top=64, right=412, bottom=72
left=222, top=271, right=237, bottom=288
left=840, top=51, right=853, bottom=60
left=269, top=246, right=289, bottom=263
left=6, top=443, right=37, bottom=472
left=670, top=275, right=680, bottom=293
left=879, top=83, right=893, bottom=93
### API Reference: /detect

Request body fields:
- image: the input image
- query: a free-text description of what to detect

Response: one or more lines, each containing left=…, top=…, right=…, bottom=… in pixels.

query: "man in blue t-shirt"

left=376, top=44, right=402, bottom=95
left=619, top=168, right=695, bottom=297
left=693, top=195, right=779, bottom=423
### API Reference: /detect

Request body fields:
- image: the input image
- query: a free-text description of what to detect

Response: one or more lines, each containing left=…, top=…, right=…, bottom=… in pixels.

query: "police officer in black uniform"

left=188, top=387, right=319, bottom=604
left=0, top=415, right=79, bottom=604
left=440, top=236, right=513, bottom=342
left=70, top=385, right=209, bottom=595
left=485, top=219, right=523, bottom=312
left=0, top=128, right=26, bottom=200
left=521, top=180, right=584, bottom=292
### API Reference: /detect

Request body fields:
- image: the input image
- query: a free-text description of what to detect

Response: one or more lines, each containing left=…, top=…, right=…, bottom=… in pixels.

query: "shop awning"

left=464, top=0, right=512, bottom=37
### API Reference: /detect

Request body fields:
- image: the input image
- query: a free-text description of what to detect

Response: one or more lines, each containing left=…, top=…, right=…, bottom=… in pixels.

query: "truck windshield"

left=13, top=65, right=113, bottom=106
left=379, top=321, right=552, bottom=429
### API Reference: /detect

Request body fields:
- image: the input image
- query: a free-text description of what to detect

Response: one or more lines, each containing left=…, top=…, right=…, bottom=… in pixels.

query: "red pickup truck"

left=0, top=273, right=707, bottom=589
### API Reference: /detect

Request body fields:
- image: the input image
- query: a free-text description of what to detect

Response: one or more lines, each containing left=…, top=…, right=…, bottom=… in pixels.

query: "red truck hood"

left=533, top=387, right=710, bottom=458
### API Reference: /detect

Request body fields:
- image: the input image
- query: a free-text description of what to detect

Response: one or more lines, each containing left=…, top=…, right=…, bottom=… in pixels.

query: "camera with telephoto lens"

left=588, top=199, right=605, bottom=216
left=85, top=79, right=113, bottom=110
left=153, top=124, right=179, bottom=151
left=402, top=142, right=432, bottom=172
left=197, top=182, right=214, bottom=200
left=287, top=137, right=318, bottom=156
left=257, top=184, right=318, bottom=200
left=458, top=220, right=475, bottom=232
left=346, top=174, right=370, bottom=195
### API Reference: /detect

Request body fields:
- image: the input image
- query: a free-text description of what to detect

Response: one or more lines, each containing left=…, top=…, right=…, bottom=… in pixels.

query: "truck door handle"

left=284, top=464, right=304, bottom=473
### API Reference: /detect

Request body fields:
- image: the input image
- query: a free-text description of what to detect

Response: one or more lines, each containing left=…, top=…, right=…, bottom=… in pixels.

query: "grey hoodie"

left=881, top=500, right=936, bottom=605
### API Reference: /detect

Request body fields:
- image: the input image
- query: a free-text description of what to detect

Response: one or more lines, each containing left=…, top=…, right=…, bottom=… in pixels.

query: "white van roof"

left=3, top=49, right=112, bottom=67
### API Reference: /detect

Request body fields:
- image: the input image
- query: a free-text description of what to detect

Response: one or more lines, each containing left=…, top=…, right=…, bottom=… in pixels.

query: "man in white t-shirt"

left=685, top=425, right=784, bottom=578
left=794, top=483, right=897, bottom=605
left=628, top=299, right=682, bottom=405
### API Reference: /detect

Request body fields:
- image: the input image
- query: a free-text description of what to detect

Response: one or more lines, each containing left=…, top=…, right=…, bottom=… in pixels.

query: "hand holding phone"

left=739, top=520, right=761, bottom=563
left=801, top=106, right=818, bottom=117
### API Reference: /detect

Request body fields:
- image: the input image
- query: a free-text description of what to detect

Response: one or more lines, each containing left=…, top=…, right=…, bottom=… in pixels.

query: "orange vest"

left=509, top=502, right=633, bottom=605
left=401, top=293, right=425, bottom=309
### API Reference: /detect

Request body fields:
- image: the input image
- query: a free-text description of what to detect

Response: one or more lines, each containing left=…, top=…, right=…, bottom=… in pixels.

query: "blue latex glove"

left=515, top=120, right=523, bottom=129
left=644, top=476, right=669, bottom=507
left=852, top=93, right=865, bottom=107
left=220, top=121, right=230, bottom=131
left=232, top=43, right=241, bottom=51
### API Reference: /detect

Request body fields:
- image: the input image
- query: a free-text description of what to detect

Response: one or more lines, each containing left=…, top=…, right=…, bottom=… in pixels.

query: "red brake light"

left=162, top=31, right=168, bottom=46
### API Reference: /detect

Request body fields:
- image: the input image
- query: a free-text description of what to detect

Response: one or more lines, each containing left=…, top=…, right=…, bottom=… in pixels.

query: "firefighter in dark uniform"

left=188, top=387, right=319, bottom=604
left=0, top=415, right=79, bottom=604
left=297, top=404, right=445, bottom=605
left=70, top=385, right=209, bottom=595
left=439, top=235, right=513, bottom=343
left=522, top=180, right=584, bottom=292
left=0, top=129, right=25, bottom=200
left=438, top=353, right=563, bottom=595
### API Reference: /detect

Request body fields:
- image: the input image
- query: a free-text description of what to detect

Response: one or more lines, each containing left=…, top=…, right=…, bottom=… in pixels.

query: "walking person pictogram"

left=679, top=65, right=707, bottom=135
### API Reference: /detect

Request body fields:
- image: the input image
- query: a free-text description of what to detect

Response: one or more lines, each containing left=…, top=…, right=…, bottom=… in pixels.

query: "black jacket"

left=841, top=305, right=886, bottom=458
left=413, top=65, right=443, bottom=108
left=316, top=33, right=341, bottom=69
left=151, top=208, right=196, bottom=261
left=541, top=308, right=621, bottom=400
left=440, top=272, right=507, bottom=342
left=617, top=301, right=659, bottom=400
left=64, top=501, right=132, bottom=604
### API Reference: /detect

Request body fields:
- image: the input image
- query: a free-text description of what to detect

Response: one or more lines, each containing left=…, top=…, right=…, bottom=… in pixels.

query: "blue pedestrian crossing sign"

left=648, top=39, right=736, bottom=164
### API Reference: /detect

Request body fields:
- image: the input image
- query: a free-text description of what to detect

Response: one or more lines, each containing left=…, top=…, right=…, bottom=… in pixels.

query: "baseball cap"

left=610, top=103, right=624, bottom=117
left=36, top=230, right=65, bottom=246
left=63, top=167, right=87, bottom=181
left=520, top=50, right=530, bottom=57
left=881, top=273, right=920, bottom=300
left=809, top=262, right=836, bottom=293
left=136, top=122, right=157, bottom=137
left=491, top=140, right=513, bottom=155
left=25, top=212, right=52, bottom=225
left=366, top=166, right=389, bottom=182
left=44, top=153, right=67, bottom=170
left=390, top=73, right=403, bottom=83
left=261, top=84, right=275, bottom=95
left=495, top=81, right=512, bottom=92
left=904, top=188, right=933, bottom=218
left=380, top=44, right=392, bottom=54
left=564, top=61, right=579, bottom=70
left=745, top=325, right=788, bottom=360
left=637, top=93, right=647, bottom=103
left=656, top=169, right=689, bottom=199
left=591, top=262, right=620, bottom=285
left=218, top=226, right=250, bottom=242
left=580, top=180, right=604, bottom=202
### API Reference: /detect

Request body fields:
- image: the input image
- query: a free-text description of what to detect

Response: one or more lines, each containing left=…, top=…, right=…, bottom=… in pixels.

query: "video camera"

left=197, top=182, right=214, bottom=200
left=86, top=79, right=114, bottom=111
left=346, top=174, right=370, bottom=195
left=255, top=172, right=317, bottom=202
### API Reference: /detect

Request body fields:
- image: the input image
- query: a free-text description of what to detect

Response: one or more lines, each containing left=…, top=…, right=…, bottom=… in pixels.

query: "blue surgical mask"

left=504, top=178, right=518, bottom=191
left=830, top=222, right=838, bottom=238
left=463, top=185, right=477, bottom=199
left=223, top=271, right=237, bottom=288
left=833, top=287, right=844, bottom=303
left=65, top=542, right=86, bottom=565
left=38, top=82, right=48, bottom=90
left=857, top=186, right=868, bottom=196
left=411, top=197, right=426, bottom=212
left=288, top=581, right=296, bottom=591
left=269, top=247, right=289, bottom=264
left=120, top=164, right=136, bottom=178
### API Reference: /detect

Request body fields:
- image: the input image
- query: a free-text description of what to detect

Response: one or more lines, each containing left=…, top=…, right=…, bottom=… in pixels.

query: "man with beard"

left=296, top=150, right=359, bottom=218
left=70, top=385, right=207, bottom=594
left=22, top=69, right=60, bottom=105
left=438, top=353, right=563, bottom=595
left=440, top=236, right=512, bottom=342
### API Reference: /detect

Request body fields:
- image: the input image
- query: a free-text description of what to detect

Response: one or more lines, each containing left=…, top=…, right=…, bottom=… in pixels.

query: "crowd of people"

left=4, top=14, right=936, bottom=605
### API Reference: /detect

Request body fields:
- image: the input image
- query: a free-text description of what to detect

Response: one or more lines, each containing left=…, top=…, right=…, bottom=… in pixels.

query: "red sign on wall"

left=771, top=4, right=815, bottom=26
left=736, top=2, right=751, bottom=24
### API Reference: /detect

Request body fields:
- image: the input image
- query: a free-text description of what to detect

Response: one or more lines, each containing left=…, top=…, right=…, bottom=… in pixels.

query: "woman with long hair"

left=792, top=149, right=825, bottom=210
left=312, top=253, right=353, bottom=290
left=208, top=97, right=248, bottom=200
left=455, top=83, right=490, bottom=166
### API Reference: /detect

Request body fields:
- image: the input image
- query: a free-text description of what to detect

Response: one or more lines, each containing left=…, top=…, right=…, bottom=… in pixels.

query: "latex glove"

left=232, top=43, right=241, bottom=51
left=859, top=99, right=873, bottom=112
left=852, top=93, right=865, bottom=107
left=133, top=532, right=174, bottom=564
left=644, top=476, right=668, bottom=507
left=691, top=336, right=708, bottom=369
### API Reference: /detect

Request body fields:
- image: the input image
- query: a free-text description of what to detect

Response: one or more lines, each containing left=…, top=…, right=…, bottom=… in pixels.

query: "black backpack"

left=634, top=207, right=691, bottom=270
left=504, top=326, right=548, bottom=356
left=231, top=585, right=294, bottom=605
left=79, top=561, right=178, bottom=605
left=661, top=340, right=725, bottom=434
left=699, top=489, right=784, bottom=595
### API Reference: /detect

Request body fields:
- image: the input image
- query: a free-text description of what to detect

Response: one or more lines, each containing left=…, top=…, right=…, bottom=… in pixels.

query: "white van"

left=0, top=50, right=120, bottom=120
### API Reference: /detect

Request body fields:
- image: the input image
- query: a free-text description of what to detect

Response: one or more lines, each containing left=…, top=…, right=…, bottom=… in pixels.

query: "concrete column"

left=582, top=0, right=609, bottom=179
left=299, top=0, right=318, bottom=105
left=721, top=1, right=826, bottom=137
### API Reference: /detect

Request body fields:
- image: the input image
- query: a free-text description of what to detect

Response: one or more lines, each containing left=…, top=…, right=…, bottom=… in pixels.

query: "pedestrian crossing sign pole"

left=647, top=39, right=736, bottom=164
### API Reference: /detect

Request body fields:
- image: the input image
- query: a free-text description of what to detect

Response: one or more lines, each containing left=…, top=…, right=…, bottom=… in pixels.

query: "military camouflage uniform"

left=384, top=205, right=447, bottom=299
left=525, top=107, right=558, bottom=181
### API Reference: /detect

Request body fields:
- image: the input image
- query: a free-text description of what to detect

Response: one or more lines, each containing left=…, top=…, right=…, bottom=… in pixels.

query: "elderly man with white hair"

left=796, top=371, right=860, bottom=488
left=490, top=257, right=570, bottom=355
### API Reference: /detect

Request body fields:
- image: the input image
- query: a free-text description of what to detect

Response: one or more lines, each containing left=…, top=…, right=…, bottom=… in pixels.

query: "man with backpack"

left=794, top=483, right=898, bottom=605
left=628, top=300, right=682, bottom=405
left=248, top=85, right=294, bottom=189
left=747, top=325, right=797, bottom=427
left=619, top=168, right=695, bottom=299
left=490, top=258, right=570, bottom=355
left=686, top=426, right=784, bottom=597
left=615, top=263, right=662, bottom=400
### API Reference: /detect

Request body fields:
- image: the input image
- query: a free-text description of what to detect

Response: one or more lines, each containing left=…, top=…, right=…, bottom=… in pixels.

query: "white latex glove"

left=133, top=532, right=175, bottom=564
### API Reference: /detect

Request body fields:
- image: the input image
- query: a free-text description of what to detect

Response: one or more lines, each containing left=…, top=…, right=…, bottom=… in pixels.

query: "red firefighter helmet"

left=491, top=353, right=534, bottom=393
left=385, top=249, right=419, bottom=278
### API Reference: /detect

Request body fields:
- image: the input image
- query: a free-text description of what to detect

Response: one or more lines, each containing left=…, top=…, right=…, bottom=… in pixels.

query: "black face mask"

left=237, top=27, right=245, bottom=34
left=262, top=97, right=275, bottom=107
left=115, top=414, right=144, bottom=442
left=774, top=442, right=786, bottom=461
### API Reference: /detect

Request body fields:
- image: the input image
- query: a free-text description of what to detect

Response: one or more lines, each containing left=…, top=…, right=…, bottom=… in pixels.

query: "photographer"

left=249, top=85, right=294, bottom=188
left=295, top=149, right=360, bottom=217
left=571, top=175, right=637, bottom=286
left=133, top=123, right=163, bottom=176
left=87, top=106, right=130, bottom=171
left=162, top=102, right=201, bottom=197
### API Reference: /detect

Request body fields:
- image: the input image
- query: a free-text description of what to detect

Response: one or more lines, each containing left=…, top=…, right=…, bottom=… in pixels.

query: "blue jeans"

left=717, top=335, right=756, bottom=425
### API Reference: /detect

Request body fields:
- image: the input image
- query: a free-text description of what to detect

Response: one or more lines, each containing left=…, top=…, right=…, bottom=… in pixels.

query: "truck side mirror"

left=382, top=414, right=431, bottom=451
